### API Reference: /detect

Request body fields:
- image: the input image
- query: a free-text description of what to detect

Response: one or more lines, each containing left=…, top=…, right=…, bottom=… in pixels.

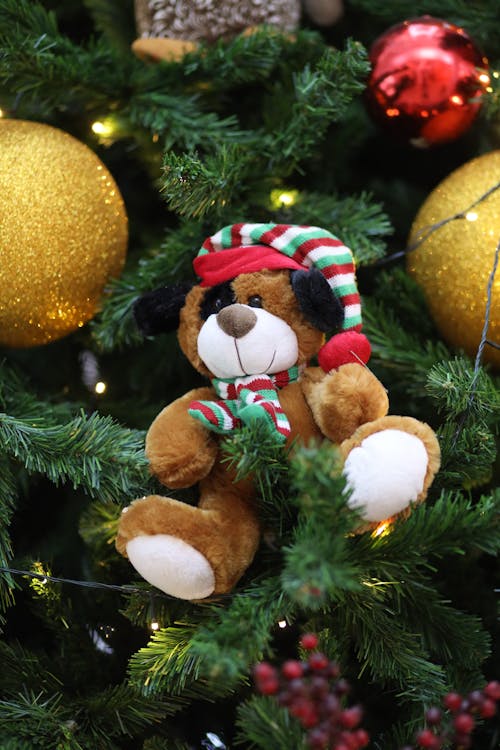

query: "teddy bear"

left=116, top=223, right=440, bottom=600
left=132, top=0, right=344, bottom=61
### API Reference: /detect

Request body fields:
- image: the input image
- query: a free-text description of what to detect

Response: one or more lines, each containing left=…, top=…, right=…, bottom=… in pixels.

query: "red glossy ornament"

left=365, top=16, right=489, bottom=147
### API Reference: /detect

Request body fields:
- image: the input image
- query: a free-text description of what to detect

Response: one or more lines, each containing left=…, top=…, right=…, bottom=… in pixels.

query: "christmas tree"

left=0, top=1, right=499, bottom=748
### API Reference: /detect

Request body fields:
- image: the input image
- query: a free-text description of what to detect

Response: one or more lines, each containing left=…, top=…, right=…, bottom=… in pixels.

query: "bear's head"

left=134, top=224, right=369, bottom=376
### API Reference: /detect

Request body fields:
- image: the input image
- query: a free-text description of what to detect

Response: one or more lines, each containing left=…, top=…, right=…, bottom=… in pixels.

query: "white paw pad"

left=343, top=429, right=428, bottom=522
left=126, top=534, right=215, bottom=600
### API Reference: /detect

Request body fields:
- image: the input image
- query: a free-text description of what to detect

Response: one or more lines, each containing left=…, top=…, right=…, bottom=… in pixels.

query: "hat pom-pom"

left=318, top=331, right=371, bottom=372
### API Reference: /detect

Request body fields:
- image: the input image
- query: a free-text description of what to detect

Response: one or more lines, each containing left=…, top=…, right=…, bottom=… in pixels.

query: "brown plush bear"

left=132, top=0, right=344, bottom=61
left=116, top=223, right=440, bottom=600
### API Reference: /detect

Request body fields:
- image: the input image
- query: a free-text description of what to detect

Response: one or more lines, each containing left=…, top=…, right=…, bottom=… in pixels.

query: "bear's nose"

left=217, top=304, right=257, bottom=338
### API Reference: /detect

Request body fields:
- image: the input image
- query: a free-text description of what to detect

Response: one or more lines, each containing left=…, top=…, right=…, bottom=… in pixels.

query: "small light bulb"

left=270, top=189, right=299, bottom=209
left=465, top=211, right=478, bottom=222
left=278, top=620, right=287, bottom=629
left=91, top=120, right=114, bottom=137
left=40, top=577, right=48, bottom=584
left=493, top=71, right=500, bottom=79
left=150, top=620, right=159, bottom=631
left=94, top=381, right=107, bottom=394
left=0, top=109, right=4, bottom=118
left=372, top=520, right=391, bottom=538
left=479, top=72, right=490, bottom=84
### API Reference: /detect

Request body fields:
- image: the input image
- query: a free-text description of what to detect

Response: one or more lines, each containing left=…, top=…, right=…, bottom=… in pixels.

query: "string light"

left=91, top=119, right=114, bottom=137
left=94, top=381, right=107, bottom=394
left=270, top=189, right=299, bottom=209
left=278, top=619, right=287, bottom=629
left=150, top=620, right=160, bottom=631
left=372, top=520, right=392, bottom=538
left=465, top=211, right=479, bottom=221
left=0, top=109, right=4, bottom=118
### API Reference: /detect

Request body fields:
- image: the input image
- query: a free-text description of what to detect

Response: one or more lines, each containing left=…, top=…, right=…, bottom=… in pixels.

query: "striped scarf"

left=188, top=366, right=300, bottom=443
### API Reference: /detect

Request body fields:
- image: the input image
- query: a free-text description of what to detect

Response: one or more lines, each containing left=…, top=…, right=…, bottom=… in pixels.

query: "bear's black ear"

left=290, top=268, right=344, bottom=332
left=134, top=282, right=194, bottom=336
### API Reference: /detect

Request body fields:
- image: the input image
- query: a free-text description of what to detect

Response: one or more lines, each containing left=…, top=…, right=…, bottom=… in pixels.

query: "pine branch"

left=74, top=685, right=166, bottom=742
left=236, top=695, right=306, bottom=750
left=161, top=145, right=256, bottom=220
left=0, top=691, right=83, bottom=750
left=354, top=491, right=500, bottom=568
left=92, top=221, right=205, bottom=351
left=259, top=40, right=369, bottom=175
left=82, top=0, right=136, bottom=53
left=188, top=577, right=295, bottom=684
left=281, top=443, right=362, bottom=609
left=362, top=296, right=451, bottom=395
left=128, top=622, right=236, bottom=700
left=347, top=0, right=500, bottom=52
left=0, top=456, right=17, bottom=613
left=436, top=421, right=497, bottom=489
left=336, top=590, right=449, bottom=704
left=179, top=28, right=325, bottom=88
left=397, top=580, right=491, bottom=689
left=127, top=91, right=245, bottom=149
left=426, top=357, right=500, bottom=425
left=160, top=42, right=369, bottom=220
left=0, top=410, right=148, bottom=502
left=287, top=191, right=392, bottom=266
left=0, top=0, right=132, bottom=115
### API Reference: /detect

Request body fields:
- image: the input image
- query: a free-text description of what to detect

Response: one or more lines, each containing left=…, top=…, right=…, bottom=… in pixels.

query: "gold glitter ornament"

left=0, top=119, right=128, bottom=347
left=408, top=150, right=500, bottom=369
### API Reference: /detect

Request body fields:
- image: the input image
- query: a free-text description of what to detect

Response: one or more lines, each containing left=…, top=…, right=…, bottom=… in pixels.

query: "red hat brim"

left=194, top=245, right=304, bottom=287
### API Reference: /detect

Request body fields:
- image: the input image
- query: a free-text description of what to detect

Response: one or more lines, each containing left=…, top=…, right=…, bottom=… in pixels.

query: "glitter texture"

left=0, top=120, right=128, bottom=347
left=408, top=150, right=500, bottom=369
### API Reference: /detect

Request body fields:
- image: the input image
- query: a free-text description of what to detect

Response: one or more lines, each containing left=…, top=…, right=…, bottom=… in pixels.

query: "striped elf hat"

left=193, top=223, right=370, bottom=370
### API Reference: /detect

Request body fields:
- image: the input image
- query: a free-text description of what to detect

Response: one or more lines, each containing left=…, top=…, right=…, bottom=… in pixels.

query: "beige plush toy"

left=133, top=0, right=344, bottom=61
left=116, top=223, right=440, bottom=600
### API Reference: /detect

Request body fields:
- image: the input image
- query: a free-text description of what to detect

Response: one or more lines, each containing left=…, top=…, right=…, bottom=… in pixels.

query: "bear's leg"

left=116, top=466, right=259, bottom=600
left=339, top=416, right=440, bottom=524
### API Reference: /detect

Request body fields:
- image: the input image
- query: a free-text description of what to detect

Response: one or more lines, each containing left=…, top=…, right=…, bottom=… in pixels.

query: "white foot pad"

left=343, top=429, right=428, bottom=522
left=126, top=534, right=215, bottom=600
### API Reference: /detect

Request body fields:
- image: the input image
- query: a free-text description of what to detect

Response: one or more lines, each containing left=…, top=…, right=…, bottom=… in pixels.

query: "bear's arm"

left=145, top=387, right=219, bottom=488
left=301, top=363, right=389, bottom=444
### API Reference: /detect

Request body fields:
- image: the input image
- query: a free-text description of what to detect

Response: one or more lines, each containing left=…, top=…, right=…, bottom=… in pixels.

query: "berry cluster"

left=403, top=681, right=500, bottom=750
left=253, top=633, right=369, bottom=750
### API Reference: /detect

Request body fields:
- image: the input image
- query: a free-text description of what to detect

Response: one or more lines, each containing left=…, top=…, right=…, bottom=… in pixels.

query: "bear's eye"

left=200, top=281, right=236, bottom=320
left=248, top=295, right=263, bottom=308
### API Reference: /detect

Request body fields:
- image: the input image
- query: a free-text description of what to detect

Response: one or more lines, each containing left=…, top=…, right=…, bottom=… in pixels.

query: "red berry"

left=259, top=677, right=280, bottom=695
left=301, top=633, right=319, bottom=650
left=282, top=660, right=304, bottom=680
left=467, top=690, right=483, bottom=707
left=453, top=713, right=475, bottom=734
left=302, top=708, right=320, bottom=729
left=288, top=678, right=307, bottom=697
left=454, top=734, right=471, bottom=749
left=310, top=675, right=329, bottom=698
left=327, top=662, right=341, bottom=679
left=354, top=729, right=370, bottom=748
left=339, top=706, right=363, bottom=729
left=323, top=693, right=340, bottom=717
left=307, top=727, right=329, bottom=749
left=290, top=698, right=315, bottom=720
left=309, top=653, right=329, bottom=671
left=254, top=662, right=277, bottom=682
left=443, top=692, right=462, bottom=712
left=484, top=681, right=500, bottom=700
left=480, top=698, right=497, bottom=718
left=416, top=729, right=439, bottom=748
left=425, top=707, right=442, bottom=726
left=334, top=744, right=350, bottom=750
left=335, top=678, right=350, bottom=696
